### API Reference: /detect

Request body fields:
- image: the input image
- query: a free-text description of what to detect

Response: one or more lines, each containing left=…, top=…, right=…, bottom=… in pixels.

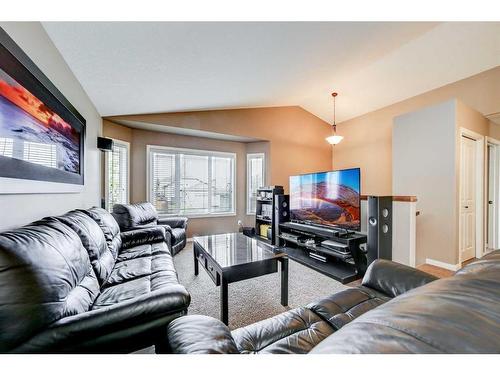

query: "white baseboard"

left=425, top=258, right=461, bottom=271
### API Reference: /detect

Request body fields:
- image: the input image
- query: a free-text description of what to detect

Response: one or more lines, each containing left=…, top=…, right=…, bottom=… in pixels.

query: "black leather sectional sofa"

left=2, top=203, right=499, bottom=354
left=112, top=202, right=188, bottom=255
left=167, top=252, right=500, bottom=354
left=0, top=207, right=190, bottom=353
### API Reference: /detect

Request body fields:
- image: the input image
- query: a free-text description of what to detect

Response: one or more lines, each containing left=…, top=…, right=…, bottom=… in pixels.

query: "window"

left=105, top=140, right=130, bottom=211
left=247, top=153, right=265, bottom=215
left=148, top=146, right=236, bottom=217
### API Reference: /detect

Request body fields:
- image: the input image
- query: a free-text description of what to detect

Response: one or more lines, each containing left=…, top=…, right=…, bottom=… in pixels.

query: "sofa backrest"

left=57, top=210, right=116, bottom=285
left=310, top=251, right=500, bottom=354
left=112, top=202, right=158, bottom=231
left=83, top=207, right=122, bottom=260
left=0, top=218, right=100, bottom=352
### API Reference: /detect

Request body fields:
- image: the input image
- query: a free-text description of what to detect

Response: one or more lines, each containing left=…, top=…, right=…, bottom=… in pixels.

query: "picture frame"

left=0, top=27, right=85, bottom=193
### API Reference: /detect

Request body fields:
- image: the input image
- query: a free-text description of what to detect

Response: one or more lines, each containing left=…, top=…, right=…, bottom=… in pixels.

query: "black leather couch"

left=112, top=202, right=188, bottom=255
left=0, top=207, right=190, bottom=353
left=167, top=253, right=500, bottom=354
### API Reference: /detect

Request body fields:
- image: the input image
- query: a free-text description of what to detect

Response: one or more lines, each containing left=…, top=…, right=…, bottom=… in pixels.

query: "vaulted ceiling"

left=43, top=22, right=500, bottom=123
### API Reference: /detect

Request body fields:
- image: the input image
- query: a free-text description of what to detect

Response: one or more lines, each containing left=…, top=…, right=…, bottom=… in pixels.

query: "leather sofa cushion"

left=170, top=227, right=186, bottom=245
left=57, top=210, right=115, bottom=285
left=158, top=217, right=188, bottom=229
left=13, top=284, right=190, bottom=353
left=0, top=218, right=100, bottom=352
left=310, top=266, right=500, bottom=354
left=455, top=249, right=500, bottom=276
left=306, top=287, right=390, bottom=330
left=361, top=259, right=438, bottom=298
left=121, top=226, right=166, bottom=249
left=113, top=202, right=159, bottom=231
left=92, top=241, right=179, bottom=309
left=232, top=307, right=335, bottom=354
left=168, top=315, right=239, bottom=354
left=84, top=207, right=122, bottom=259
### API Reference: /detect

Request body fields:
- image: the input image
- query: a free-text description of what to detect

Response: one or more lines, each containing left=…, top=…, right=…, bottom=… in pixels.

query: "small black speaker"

left=97, top=137, right=113, bottom=152
left=367, top=196, right=392, bottom=265
left=274, top=194, right=289, bottom=245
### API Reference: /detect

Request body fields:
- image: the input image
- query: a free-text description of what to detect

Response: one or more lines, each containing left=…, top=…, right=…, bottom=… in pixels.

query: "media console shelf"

left=277, top=222, right=368, bottom=284
left=254, top=186, right=284, bottom=244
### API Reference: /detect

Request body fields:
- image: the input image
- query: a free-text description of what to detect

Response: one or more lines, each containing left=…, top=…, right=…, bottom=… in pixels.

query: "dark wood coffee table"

left=193, top=232, right=288, bottom=325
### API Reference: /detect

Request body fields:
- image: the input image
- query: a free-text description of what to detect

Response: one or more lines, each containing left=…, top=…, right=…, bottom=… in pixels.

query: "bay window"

left=148, top=146, right=235, bottom=217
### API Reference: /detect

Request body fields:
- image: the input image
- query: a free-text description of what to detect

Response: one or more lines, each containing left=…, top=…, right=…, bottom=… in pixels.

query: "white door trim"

left=459, top=127, right=484, bottom=263
left=104, top=139, right=131, bottom=211
left=486, top=136, right=500, bottom=250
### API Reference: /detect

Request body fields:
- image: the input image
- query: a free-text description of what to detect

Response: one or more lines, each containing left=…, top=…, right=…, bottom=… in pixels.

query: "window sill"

left=158, top=212, right=237, bottom=219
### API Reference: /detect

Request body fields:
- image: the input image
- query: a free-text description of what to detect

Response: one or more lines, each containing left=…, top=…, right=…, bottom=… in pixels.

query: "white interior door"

left=460, top=135, right=476, bottom=262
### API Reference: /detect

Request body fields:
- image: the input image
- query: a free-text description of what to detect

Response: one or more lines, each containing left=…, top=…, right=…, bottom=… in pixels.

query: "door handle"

left=464, top=206, right=469, bottom=209
left=489, top=201, right=494, bottom=204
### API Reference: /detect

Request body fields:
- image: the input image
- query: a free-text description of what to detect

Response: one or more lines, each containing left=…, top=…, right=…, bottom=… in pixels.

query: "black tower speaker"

left=274, top=194, right=290, bottom=245
left=367, top=196, right=393, bottom=265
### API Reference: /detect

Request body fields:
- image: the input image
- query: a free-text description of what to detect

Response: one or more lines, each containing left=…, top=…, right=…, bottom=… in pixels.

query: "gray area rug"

left=174, top=242, right=348, bottom=330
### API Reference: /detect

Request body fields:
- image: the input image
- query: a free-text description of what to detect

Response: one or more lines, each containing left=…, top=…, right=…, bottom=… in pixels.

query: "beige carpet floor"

left=173, top=242, right=348, bottom=330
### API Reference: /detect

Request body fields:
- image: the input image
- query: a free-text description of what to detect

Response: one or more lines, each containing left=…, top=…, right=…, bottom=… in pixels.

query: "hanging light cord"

left=332, top=92, right=337, bottom=133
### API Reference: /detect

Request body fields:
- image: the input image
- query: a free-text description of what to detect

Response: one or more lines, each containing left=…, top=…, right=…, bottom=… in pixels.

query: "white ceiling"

left=42, top=22, right=500, bottom=123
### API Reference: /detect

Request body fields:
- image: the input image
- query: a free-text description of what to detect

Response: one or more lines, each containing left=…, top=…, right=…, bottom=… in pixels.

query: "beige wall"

left=393, top=99, right=493, bottom=266
left=108, top=106, right=333, bottom=193
left=104, top=106, right=332, bottom=237
left=0, top=22, right=102, bottom=230
left=393, top=100, right=458, bottom=265
left=333, top=66, right=500, bottom=195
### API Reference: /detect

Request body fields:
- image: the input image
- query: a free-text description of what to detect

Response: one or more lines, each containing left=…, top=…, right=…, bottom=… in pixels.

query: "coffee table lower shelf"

left=278, top=246, right=360, bottom=284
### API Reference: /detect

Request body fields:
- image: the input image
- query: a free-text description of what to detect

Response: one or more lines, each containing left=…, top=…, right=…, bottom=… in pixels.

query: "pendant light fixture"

left=325, top=92, right=344, bottom=145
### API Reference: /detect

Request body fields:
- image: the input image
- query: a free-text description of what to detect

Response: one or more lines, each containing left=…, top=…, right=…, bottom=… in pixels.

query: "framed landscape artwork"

left=0, top=27, right=85, bottom=193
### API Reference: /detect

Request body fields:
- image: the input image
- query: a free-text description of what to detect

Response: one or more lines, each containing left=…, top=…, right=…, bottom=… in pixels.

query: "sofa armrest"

left=12, top=284, right=190, bottom=353
left=362, top=259, right=438, bottom=298
left=158, top=217, right=188, bottom=229
left=121, top=226, right=167, bottom=249
left=167, top=315, right=239, bottom=354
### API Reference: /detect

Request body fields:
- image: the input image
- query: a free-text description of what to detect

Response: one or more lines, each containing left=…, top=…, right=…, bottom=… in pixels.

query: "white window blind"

left=247, top=153, right=265, bottom=214
left=149, top=146, right=235, bottom=216
left=0, top=137, right=13, bottom=157
left=106, top=140, right=129, bottom=211
left=23, top=141, right=57, bottom=168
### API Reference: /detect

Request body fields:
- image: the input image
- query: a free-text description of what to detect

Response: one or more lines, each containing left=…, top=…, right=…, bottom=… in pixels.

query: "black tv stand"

left=277, top=222, right=367, bottom=284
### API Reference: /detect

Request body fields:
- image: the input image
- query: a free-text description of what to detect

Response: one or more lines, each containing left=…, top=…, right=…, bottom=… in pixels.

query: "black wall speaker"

left=97, top=137, right=113, bottom=152
left=274, top=194, right=290, bottom=245
left=367, top=196, right=393, bottom=265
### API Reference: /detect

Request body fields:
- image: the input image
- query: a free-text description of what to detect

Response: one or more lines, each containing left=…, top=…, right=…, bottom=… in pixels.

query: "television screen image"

left=289, top=168, right=361, bottom=231
left=0, top=66, right=80, bottom=174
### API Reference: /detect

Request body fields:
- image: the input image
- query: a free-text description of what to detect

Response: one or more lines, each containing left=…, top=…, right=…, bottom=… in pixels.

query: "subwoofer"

left=274, top=194, right=289, bottom=245
left=367, top=196, right=392, bottom=265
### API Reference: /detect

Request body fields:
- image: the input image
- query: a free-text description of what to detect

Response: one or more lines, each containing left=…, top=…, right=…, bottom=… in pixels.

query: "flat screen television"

left=289, top=168, right=361, bottom=231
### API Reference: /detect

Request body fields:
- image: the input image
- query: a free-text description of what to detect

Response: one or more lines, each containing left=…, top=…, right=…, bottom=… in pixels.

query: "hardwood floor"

left=417, top=264, right=454, bottom=278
